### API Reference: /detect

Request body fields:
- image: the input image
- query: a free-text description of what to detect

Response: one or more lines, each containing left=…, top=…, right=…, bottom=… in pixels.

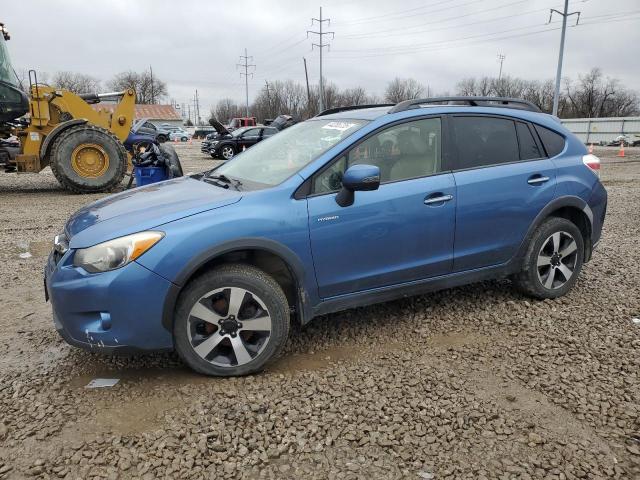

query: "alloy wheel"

left=187, top=287, right=272, bottom=367
left=536, top=231, right=579, bottom=289
left=221, top=146, right=234, bottom=160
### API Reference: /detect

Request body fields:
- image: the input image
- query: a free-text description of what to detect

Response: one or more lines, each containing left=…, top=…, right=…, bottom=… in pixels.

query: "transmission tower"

left=307, top=7, right=334, bottom=112
left=237, top=48, right=255, bottom=117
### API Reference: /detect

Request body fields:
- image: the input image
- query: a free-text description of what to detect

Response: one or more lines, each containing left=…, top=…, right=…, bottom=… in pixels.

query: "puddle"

left=69, top=365, right=207, bottom=389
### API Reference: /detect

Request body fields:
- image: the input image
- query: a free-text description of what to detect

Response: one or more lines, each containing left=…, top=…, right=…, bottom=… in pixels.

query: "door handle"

left=527, top=175, right=550, bottom=185
left=424, top=194, right=454, bottom=205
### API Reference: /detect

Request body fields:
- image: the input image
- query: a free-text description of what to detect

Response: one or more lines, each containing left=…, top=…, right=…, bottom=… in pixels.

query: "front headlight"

left=73, top=231, right=164, bottom=273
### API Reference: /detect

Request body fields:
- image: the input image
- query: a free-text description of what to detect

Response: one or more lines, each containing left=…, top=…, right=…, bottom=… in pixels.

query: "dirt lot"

left=0, top=144, right=638, bottom=479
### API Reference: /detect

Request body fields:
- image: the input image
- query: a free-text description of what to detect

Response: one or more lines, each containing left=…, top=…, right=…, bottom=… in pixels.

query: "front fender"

left=40, top=119, right=88, bottom=159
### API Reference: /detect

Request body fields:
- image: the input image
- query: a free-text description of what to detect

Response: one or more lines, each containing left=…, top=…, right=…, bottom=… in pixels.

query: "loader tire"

left=49, top=124, right=127, bottom=193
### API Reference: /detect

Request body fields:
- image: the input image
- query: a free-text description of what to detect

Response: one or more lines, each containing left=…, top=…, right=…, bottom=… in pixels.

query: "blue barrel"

left=134, top=166, right=168, bottom=187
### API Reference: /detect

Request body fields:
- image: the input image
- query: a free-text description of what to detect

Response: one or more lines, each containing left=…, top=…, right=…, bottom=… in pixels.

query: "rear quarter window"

left=534, top=124, right=565, bottom=157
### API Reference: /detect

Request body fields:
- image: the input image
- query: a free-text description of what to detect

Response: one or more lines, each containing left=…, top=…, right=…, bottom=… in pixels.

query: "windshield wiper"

left=205, top=173, right=243, bottom=190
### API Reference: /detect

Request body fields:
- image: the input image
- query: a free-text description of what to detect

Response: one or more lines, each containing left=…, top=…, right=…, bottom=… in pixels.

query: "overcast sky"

left=4, top=0, right=640, bottom=115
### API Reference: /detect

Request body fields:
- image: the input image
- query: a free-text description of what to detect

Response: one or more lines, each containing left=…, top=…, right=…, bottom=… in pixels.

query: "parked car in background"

left=208, top=125, right=278, bottom=159
left=227, top=117, right=257, bottom=131
left=192, top=127, right=216, bottom=139
left=45, top=97, right=607, bottom=377
left=169, top=128, right=191, bottom=142
left=270, top=114, right=297, bottom=131
left=125, top=119, right=169, bottom=152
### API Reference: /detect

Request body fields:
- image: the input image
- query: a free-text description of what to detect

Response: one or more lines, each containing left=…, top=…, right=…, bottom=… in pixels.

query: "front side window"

left=453, top=116, right=519, bottom=169
left=215, top=119, right=368, bottom=187
left=312, top=117, right=442, bottom=194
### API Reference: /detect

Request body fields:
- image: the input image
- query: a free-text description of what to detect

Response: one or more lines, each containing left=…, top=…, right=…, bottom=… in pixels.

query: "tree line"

left=18, top=69, right=168, bottom=105
left=212, top=68, right=639, bottom=123
left=23, top=67, right=639, bottom=121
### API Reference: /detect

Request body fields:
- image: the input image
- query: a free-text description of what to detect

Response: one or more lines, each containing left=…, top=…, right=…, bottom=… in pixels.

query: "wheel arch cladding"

left=161, top=239, right=311, bottom=332
left=516, top=196, right=594, bottom=268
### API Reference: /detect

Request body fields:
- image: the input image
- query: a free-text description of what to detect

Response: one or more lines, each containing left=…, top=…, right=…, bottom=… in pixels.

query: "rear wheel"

left=173, top=264, right=290, bottom=376
left=157, top=134, right=168, bottom=143
left=512, top=217, right=584, bottom=299
left=49, top=124, right=127, bottom=193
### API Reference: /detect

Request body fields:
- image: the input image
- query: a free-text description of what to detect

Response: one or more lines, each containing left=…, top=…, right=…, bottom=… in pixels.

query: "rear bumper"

left=588, top=181, right=608, bottom=249
left=45, top=251, right=175, bottom=354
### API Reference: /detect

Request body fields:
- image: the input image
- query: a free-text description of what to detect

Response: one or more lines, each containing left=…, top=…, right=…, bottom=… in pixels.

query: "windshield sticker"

left=322, top=122, right=357, bottom=132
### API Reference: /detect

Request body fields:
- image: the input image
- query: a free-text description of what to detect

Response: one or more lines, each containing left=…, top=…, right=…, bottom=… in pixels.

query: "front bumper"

left=45, top=250, right=175, bottom=354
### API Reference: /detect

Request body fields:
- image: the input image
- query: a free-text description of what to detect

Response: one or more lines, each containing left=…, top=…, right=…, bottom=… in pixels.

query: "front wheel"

left=512, top=217, right=584, bottom=299
left=173, top=264, right=290, bottom=376
left=220, top=145, right=235, bottom=160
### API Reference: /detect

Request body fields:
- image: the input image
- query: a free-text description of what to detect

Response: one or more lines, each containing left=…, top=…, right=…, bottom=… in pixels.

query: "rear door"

left=451, top=115, right=557, bottom=271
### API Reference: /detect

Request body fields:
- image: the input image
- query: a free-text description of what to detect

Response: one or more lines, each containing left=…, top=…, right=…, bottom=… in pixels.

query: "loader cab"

left=0, top=23, right=29, bottom=123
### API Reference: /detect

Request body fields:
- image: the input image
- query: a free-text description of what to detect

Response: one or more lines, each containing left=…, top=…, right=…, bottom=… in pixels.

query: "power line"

left=549, top=0, right=580, bottom=116
left=237, top=48, right=255, bottom=117
left=307, top=7, right=334, bottom=112
left=339, top=0, right=548, bottom=40
left=329, top=12, right=640, bottom=59
left=331, top=11, right=638, bottom=57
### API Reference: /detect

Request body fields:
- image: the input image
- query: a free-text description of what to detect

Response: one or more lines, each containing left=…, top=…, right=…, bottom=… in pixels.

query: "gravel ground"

left=0, top=144, right=638, bottom=479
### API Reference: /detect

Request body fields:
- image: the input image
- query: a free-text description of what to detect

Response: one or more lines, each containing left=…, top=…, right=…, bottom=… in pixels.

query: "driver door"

left=306, top=117, right=456, bottom=298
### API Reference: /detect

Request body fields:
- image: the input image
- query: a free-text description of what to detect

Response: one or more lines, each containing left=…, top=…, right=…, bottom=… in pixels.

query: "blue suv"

left=45, top=97, right=607, bottom=376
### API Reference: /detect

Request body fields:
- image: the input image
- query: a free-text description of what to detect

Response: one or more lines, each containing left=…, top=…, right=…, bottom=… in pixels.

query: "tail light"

left=582, top=154, right=601, bottom=178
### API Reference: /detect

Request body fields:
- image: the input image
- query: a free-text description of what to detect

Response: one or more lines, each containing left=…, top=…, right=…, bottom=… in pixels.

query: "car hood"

left=208, top=118, right=231, bottom=136
left=66, top=176, right=242, bottom=248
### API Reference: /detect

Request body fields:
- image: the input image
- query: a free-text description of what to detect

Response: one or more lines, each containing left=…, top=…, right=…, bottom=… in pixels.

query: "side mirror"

left=336, top=164, right=380, bottom=207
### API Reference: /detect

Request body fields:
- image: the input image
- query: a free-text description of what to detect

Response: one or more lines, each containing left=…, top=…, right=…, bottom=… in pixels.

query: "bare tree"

left=51, top=71, right=101, bottom=94
left=384, top=78, right=424, bottom=103
left=211, top=98, right=243, bottom=124
left=107, top=71, right=168, bottom=104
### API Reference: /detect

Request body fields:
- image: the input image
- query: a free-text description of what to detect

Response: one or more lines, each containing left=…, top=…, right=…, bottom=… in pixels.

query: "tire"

left=220, top=144, right=235, bottom=160
left=512, top=217, right=584, bottom=299
left=49, top=124, right=127, bottom=193
left=157, top=134, right=168, bottom=143
left=181, top=136, right=188, bottom=142
left=174, top=264, right=290, bottom=376
left=159, top=144, right=183, bottom=178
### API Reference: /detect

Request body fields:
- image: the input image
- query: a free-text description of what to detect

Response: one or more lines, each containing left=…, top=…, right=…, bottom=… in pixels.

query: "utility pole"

left=265, top=80, right=271, bottom=118
left=497, top=53, right=506, bottom=80
left=149, top=65, right=154, bottom=104
left=303, top=57, right=311, bottom=113
left=549, top=0, right=580, bottom=116
left=194, top=89, right=201, bottom=125
left=308, top=7, right=334, bottom=112
left=237, top=48, right=255, bottom=117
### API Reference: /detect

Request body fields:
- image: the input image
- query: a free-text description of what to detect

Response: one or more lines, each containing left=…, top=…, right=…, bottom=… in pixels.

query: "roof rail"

left=316, top=104, right=395, bottom=117
left=388, top=96, right=542, bottom=114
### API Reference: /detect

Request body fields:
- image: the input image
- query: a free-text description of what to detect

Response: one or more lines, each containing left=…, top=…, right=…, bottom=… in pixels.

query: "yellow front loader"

left=1, top=22, right=135, bottom=193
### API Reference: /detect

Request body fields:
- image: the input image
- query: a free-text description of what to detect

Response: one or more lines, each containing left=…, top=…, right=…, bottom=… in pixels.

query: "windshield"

left=214, top=119, right=368, bottom=186
left=0, top=36, right=19, bottom=86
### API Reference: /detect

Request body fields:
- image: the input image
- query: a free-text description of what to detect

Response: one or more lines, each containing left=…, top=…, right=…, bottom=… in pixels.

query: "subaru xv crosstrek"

left=45, top=97, right=607, bottom=377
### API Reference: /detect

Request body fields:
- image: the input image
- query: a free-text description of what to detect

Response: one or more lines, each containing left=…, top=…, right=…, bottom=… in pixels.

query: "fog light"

left=99, top=312, right=112, bottom=330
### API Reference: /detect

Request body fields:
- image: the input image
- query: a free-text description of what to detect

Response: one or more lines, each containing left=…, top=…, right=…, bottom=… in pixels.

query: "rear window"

left=516, top=122, right=543, bottom=160
left=453, top=116, right=519, bottom=169
left=534, top=124, right=565, bottom=157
